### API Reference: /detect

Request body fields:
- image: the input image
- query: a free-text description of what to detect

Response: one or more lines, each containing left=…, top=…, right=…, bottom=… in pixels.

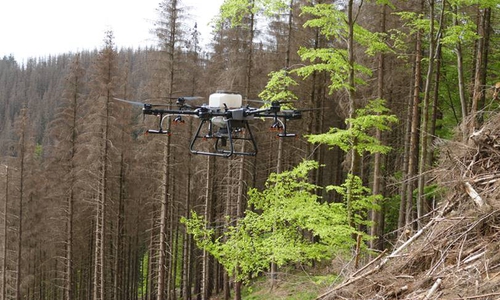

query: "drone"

left=115, top=91, right=307, bottom=157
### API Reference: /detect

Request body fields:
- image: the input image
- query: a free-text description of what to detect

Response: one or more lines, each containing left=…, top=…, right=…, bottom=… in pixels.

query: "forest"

left=1, top=0, right=500, bottom=299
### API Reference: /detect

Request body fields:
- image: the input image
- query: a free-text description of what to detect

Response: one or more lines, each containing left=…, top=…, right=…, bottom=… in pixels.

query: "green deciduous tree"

left=307, top=99, right=397, bottom=249
left=183, top=160, right=356, bottom=282
left=307, top=99, right=397, bottom=156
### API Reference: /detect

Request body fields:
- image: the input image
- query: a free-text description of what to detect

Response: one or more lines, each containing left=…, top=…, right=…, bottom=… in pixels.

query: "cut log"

left=464, top=182, right=485, bottom=207
left=424, top=278, right=442, bottom=300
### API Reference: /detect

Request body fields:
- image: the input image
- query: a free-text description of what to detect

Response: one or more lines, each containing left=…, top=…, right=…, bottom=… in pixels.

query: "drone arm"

left=143, top=108, right=199, bottom=116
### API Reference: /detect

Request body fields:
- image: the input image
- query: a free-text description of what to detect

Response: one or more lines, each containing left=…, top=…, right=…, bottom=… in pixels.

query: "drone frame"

left=190, top=118, right=258, bottom=157
left=116, top=95, right=305, bottom=157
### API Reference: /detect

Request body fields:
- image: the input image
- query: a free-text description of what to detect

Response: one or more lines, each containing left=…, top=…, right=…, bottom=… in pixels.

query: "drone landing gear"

left=190, top=119, right=257, bottom=158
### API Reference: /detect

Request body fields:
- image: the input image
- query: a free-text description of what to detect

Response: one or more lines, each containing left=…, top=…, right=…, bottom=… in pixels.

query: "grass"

left=239, top=267, right=341, bottom=300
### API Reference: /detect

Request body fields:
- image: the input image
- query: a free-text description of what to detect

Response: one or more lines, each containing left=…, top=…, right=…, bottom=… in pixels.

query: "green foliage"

left=219, top=0, right=254, bottom=26
left=296, top=48, right=371, bottom=93
left=301, top=4, right=346, bottom=40
left=258, top=69, right=298, bottom=104
left=296, top=2, right=391, bottom=94
left=307, top=99, right=398, bottom=155
left=327, top=174, right=382, bottom=228
left=183, top=160, right=357, bottom=281
left=218, top=0, right=290, bottom=28
left=412, top=183, right=445, bottom=203
left=383, top=194, right=401, bottom=234
left=440, top=9, right=478, bottom=47
left=34, top=143, right=43, bottom=160
left=138, top=252, right=149, bottom=297
left=448, top=0, right=498, bottom=8
left=394, top=12, right=430, bottom=34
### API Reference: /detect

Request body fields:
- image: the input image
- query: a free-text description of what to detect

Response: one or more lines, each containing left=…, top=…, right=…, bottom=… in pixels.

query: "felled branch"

left=464, top=182, right=486, bottom=208
left=424, top=278, right=442, bottom=300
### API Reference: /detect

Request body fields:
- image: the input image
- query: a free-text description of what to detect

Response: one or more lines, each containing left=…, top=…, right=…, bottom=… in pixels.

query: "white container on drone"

left=209, top=92, right=242, bottom=109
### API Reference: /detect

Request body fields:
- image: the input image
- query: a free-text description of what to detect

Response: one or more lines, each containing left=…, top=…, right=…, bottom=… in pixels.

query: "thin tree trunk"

left=65, top=58, right=81, bottom=300
left=2, top=165, right=9, bottom=300
left=479, top=7, right=491, bottom=113
left=417, top=0, right=440, bottom=227
left=469, top=10, right=481, bottom=136
left=469, top=6, right=491, bottom=138
left=454, top=5, right=468, bottom=141
left=182, top=119, right=194, bottom=300
left=232, top=4, right=256, bottom=299
left=114, top=154, right=126, bottom=300
left=157, top=0, right=178, bottom=297
left=371, top=3, right=386, bottom=250
left=397, top=82, right=413, bottom=232
left=345, top=0, right=362, bottom=233
left=269, top=0, right=295, bottom=287
left=157, top=132, right=172, bottom=300
left=16, top=109, right=27, bottom=300
left=405, top=0, right=424, bottom=229
left=202, top=156, right=214, bottom=300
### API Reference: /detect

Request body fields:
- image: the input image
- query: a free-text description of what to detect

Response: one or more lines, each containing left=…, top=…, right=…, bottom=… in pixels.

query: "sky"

left=0, top=0, right=223, bottom=63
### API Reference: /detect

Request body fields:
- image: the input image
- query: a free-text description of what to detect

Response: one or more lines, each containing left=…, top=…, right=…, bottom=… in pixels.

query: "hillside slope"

left=318, top=115, right=500, bottom=300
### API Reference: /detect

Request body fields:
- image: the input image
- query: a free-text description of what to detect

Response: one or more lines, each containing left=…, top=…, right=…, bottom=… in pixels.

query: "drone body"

left=117, top=91, right=305, bottom=157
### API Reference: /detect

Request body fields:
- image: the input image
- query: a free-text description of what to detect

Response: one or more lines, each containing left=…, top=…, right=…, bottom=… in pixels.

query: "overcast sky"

left=0, top=0, right=223, bottom=62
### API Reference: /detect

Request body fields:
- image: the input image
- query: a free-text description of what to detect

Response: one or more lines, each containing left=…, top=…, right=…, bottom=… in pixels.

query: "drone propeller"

left=113, top=97, right=176, bottom=108
left=176, top=96, right=204, bottom=101
left=294, top=107, right=327, bottom=112
left=113, top=97, right=145, bottom=107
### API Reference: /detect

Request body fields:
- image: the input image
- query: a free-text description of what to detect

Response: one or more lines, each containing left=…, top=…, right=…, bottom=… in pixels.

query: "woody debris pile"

left=318, top=114, right=500, bottom=300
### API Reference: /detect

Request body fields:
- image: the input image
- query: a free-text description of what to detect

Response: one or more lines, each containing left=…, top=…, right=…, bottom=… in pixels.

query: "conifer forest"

left=2, top=0, right=500, bottom=299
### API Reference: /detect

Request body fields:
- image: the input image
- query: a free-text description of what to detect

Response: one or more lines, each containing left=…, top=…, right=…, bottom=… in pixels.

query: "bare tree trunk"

left=182, top=119, right=194, bottom=300
left=269, top=0, right=295, bottom=289
left=15, top=109, right=27, bottom=300
left=417, top=0, right=440, bottom=227
left=65, top=56, right=81, bottom=300
left=398, top=67, right=414, bottom=233
left=114, top=154, right=126, bottom=300
left=157, top=0, right=178, bottom=297
left=231, top=4, right=256, bottom=299
left=371, top=3, right=386, bottom=250
left=202, top=156, right=214, bottom=300
left=2, top=165, right=8, bottom=300
left=223, top=161, right=233, bottom=300
left=469, top=6, right=491, bottom=139
left=453, top=5, right=468, bottom=141
left=479, top=7, right=491, bottom=112
left=147, top=211, right=157, bottom=300
left=157, top=132, right=172, bottom=300
left=405, top=0, right=424, bottom=229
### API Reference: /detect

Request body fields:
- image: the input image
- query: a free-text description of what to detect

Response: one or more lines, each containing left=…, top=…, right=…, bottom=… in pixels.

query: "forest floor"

left=241, top=270, right=337, bottom=300
left=314, top=114, right=500, bottom=299
left=209, top=264, right=339, bottom=300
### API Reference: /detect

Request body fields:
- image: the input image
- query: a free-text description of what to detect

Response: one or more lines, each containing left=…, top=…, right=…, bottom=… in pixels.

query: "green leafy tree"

left=217, top=0, right=289, bottom=27
left=307, top=99, right=397, bottom=156
left=183, top=160, right=357, bottom=281
left=295, top=1, right=394, bottom=182
left=296, top=2, right=392, bottom=95
left=307, top=99, right=397, bottom=238
left=258, top=69, right=298, bottom=103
